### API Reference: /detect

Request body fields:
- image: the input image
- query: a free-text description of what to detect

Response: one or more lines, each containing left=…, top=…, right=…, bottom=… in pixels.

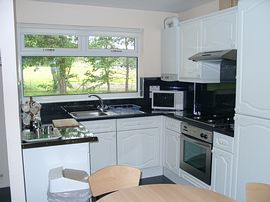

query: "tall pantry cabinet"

left=233, top=0, right=270, bottom=202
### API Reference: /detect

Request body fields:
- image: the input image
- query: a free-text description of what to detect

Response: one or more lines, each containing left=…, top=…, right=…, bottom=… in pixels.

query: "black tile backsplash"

left=39, top=77, right=236, bottom=124
left=195, top=82, right=236, bottom=116
left=142, top=77, right=193, bottom=111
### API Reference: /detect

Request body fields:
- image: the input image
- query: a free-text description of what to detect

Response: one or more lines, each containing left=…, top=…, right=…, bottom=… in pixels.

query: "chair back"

left=246, top=183, right=270, bottom=202
left=88, top=165, right=141, bottom=197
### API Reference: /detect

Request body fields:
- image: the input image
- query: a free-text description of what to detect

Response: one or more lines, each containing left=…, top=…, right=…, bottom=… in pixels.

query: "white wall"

left=0, top=0, right=26, bottom=201
left=16, top=0, right=177, bottom=77
left=178, top=0, right=219, bottom=21
left=0, top=57, right=10, bottom=188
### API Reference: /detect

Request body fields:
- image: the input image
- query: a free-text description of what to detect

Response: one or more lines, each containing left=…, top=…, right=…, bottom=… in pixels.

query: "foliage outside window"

left=19, top=25, right=140, bottom=98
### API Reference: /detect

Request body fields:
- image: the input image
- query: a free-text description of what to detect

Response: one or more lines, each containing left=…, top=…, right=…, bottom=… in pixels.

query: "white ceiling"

left=35, top=0, right=216, bottom=13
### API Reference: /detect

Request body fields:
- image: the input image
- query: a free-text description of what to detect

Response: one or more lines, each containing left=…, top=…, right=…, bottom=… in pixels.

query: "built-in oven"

left=180, top=121, right=213, bottom=185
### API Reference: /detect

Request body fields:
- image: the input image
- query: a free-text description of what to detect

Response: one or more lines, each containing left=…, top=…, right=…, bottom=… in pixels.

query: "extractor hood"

left=189, top=49, right=237, bottom=62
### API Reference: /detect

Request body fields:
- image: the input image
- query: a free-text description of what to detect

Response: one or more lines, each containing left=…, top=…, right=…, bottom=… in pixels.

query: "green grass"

left=23, top=63, right=137, bottom=96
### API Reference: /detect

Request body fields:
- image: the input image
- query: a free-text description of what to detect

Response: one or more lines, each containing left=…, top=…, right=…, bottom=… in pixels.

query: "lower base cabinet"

left=163, top=117, right=181, bottom=175
left=81, top=120, right=117, bottom=174
left=117, top=127, right=161, bottom=168
left=117, top=116, right=162, bottom=175
left=211, top=148, right=233, bottom=196
left=23, top=143, right=90, bottom=202
left=211, top=132, right=234, bottom=197
left=90, top=131, right=117, bottom=174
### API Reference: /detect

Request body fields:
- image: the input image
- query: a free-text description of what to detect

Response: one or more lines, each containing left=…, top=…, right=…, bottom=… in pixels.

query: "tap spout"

left=88, top=94, right=105, bottom=112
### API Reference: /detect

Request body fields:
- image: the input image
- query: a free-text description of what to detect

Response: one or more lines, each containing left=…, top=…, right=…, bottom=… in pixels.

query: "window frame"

left=18, top=23, right=142, bottom=103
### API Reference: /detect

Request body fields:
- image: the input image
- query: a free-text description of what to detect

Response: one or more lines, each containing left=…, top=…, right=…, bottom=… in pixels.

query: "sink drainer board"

left=52, top=118, right=79, bottom=128
left=22, top=127, right=61, bottom=143
left=109, top=104, right=143, bottom=114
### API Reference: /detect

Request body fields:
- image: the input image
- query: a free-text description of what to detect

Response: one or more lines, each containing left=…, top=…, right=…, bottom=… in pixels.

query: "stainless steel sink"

left=70, top=110, right=117, bottom=119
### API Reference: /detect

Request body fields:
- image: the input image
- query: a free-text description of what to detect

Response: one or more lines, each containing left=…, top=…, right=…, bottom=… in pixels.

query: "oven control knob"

left=200, top=133, right=208, bottom=139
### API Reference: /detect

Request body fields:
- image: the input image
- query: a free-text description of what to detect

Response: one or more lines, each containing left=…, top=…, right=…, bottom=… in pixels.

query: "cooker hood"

left=189, top=49, right=237, bottom=62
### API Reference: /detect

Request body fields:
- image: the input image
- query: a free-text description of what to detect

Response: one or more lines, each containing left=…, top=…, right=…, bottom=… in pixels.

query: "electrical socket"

left=149, top=85, right=160, bottom=98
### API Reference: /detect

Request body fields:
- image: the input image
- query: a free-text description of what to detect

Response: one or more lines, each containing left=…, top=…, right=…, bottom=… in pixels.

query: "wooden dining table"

left=98, top=184, right=235, bottom=202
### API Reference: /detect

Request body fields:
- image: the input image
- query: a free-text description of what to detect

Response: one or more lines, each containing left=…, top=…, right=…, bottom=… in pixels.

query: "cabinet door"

left=203, top=9, right=237, bottom=51
left=90, top=132, right=117, bottom=173
left=23, top=143, right=90, bottom=202
left=180, top=20, right=202, bottom=79
left=233, top=114, right=270, bottom=202
left=211, top=148, right=233, bottom=197
left=236, top=0, right=270, bottom=119
left=117, top=127, right=160, bottom=168
left=164, top=128, right=180, bottom=175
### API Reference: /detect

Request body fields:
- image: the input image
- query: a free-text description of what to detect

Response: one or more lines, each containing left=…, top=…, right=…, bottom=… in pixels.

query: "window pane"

left=89, top=36, right=135, bottom=50
left=24, top=34, right=78, bottom=48
left=22, top=56, right=137, bottom=96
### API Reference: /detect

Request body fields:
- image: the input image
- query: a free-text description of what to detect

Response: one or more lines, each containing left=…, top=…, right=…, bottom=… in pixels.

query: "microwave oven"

left=152, top=90, right=184, bottom=110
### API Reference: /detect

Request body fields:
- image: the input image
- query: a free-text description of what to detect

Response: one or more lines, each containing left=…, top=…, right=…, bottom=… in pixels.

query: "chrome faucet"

left=88, top=94, right=105, bottom=112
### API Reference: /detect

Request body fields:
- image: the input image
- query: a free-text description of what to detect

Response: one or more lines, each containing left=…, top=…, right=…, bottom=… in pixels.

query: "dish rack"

left=108, top=104, right=142, bottom=115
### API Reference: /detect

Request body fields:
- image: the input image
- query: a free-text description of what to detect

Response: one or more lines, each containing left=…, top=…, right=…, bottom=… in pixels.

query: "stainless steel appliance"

left=179, top=114, right=234, bottom=185
left=188, top=49, right=237, bottom=83
left=189, top=49, right=236, bottom=62
left=180, top=121, right=213, bottom=185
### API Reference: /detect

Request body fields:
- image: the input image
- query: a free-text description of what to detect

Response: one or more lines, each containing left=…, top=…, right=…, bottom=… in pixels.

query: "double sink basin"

left=69, top=110, right=117, bottom=119
left=64, top=104, right=144, bottom=120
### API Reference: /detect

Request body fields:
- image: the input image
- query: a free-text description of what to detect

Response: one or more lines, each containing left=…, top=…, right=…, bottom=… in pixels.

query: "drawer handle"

left=218, top=139, right=229, bottom=146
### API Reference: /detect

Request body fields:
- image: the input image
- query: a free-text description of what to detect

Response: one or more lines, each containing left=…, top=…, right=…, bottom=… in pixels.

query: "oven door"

left=180, top=134, right=212, bottom=185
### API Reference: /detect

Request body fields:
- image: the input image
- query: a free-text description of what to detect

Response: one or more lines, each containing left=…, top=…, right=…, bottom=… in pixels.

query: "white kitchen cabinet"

left=179, top=7, right=237, bottom=83
left=88, top=131, right=116, bottom=174
left=180, top=19, right=202, bottom=80
left=23, top=143, right=90, bottom=202
left=211, top=132, right=234, bottom=198
left=202, top=9, right=237, bottom=51
left=117, top=116, right=162, bottom=177
left=81, top=119, right=117, bottom=173
left=232, top=114, right=270, bottom=202
left=163, top=117, right=181, bottom=175
left=235, top=0, right=270, bottom=119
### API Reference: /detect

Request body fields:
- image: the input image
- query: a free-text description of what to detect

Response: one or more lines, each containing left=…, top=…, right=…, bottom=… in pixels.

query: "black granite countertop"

left=22, top=124, right=98, bottom=149
left=73, top=109, right=234, bottom=137
left=22, top=105, right=234, bottom=149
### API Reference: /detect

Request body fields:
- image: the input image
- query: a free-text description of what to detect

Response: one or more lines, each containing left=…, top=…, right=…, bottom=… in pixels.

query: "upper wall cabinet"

left=235, top=0, right=270, bottom=119
left=180, top=19, right=202, bottom=80
left=202, top=9, right=237, bottom=51
left=179, top=7, right=237, bottom=83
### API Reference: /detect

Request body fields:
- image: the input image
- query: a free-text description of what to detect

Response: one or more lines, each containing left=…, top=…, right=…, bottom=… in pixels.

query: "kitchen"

left=0, top=0, right=270, bottom=202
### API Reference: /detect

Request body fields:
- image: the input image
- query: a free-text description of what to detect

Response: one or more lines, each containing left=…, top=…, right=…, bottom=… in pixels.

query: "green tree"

left=122, top=37, right=136, bottom=91
left=85, top=37, right=119, bottom=92
left=23, top=35, right=78, bottom=94
left=85, top=36, right=136, bottom=92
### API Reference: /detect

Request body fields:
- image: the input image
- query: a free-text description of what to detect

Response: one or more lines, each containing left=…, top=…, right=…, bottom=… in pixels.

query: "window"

left=19, top=24, right=141, bottom=101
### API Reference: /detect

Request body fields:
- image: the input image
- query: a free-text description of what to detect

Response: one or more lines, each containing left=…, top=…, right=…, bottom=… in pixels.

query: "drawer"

left=165, top=117, right=181, bottom=133
left=117, top=116, right=161, bottom=131
left=213, top=132, right=234, bottom=153
left=81, top=119, right=116, bottom=133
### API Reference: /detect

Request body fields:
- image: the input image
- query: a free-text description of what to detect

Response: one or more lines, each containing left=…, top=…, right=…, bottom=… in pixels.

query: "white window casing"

left=17, top=23, right=143, bottom=103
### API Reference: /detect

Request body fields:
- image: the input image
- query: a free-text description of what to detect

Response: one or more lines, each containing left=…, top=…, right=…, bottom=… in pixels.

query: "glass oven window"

left=183, top=140, right=207, bottom=173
